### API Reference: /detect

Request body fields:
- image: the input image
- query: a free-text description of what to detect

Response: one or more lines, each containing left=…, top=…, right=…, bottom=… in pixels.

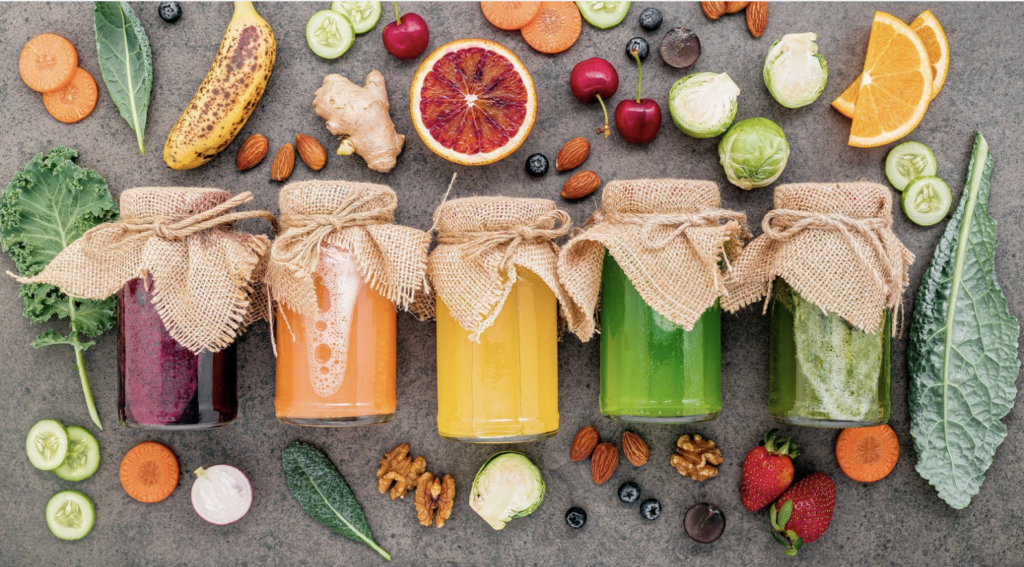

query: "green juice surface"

left=599, top=254, right=722, bottom=422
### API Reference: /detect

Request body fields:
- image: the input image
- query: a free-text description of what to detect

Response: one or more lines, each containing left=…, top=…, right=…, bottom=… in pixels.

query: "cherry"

left=570, top=58, right=619, bottom=138
left=614, top=45, right=661, bottom=144
left=383, top=1, right=429, bottom=60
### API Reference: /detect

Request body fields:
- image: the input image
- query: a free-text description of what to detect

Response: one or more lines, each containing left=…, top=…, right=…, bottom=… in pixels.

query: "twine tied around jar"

left=108, top=192, right=278, bottom=245
left=437, top=208, right=572, bottom=273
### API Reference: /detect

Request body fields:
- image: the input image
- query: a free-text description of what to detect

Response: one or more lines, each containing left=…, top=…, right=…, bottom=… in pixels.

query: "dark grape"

left=660, top=28, right=701, bottom=69
left=684, top=502, right=726, bottom=543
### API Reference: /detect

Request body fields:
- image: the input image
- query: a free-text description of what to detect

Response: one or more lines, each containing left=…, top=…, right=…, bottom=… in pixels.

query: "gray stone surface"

left=2, top=1, right=1023, bottom=565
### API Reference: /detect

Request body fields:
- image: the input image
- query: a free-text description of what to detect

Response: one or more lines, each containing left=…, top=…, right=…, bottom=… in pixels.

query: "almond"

left=271, top=143, right=295, bottom=182
left=621, top=431, right=650, bottom=467
left=561, top=170, right=601, bottom=200
left=555, top=137, right=590, bottom=172
left=236, top=133, right=268, bottom=171
left=295, top=134, right=327, bottom=171
left=700, top=1, right=726, bottom=20
left=746, top=1, right=768, bottom=38
left=591, top=443, right=619, bottom=485
left=724, top=1, right=749, bottom=13
left=570, top=426, right=600, bottom=461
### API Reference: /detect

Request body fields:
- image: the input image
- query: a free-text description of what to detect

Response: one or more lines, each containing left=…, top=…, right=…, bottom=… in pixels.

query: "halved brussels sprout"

left=763, top=33, right=828, bottom=109
left=668, top=72, right=740, bottom=138
left=469, top=452, right=545, bottom=530
left=718, top=117, right=790, bottom=190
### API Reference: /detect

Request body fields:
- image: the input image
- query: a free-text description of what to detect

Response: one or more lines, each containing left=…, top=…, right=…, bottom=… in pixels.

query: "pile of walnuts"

left=376, top=443, right=455, bottom=528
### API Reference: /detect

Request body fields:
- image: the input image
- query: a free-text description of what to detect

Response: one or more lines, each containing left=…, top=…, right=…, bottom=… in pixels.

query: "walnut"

left=670, top=434, right=723, bottom=481
left=376, top=444, right=427, bottom=500
left=415, top=472, right=455, bottom=528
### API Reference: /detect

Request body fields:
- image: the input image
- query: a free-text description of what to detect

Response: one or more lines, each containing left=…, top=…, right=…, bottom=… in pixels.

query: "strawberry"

left=740, top=429, right=798, bottom=511
left=770, top=472, right=836, bottom=557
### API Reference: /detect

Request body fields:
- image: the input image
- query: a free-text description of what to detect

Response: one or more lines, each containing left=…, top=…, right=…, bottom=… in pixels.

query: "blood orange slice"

left=411, top=39, right=537, bottom=166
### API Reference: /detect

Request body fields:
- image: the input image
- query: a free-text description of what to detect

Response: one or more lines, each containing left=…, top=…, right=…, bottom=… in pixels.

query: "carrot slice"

left=19, top=33, right=79, bottom=93
left=835, top=425, right=899, bottom=483
left=43, top=68, right=98, bottom=124
left=119, top=441, right=180, bottom=503
left=521, top=2, right=582, bottom=54
left=481, top=1, right=543, bottom=31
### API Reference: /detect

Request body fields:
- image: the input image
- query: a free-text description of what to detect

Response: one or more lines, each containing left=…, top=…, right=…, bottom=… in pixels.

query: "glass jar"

left=436, top=268, right=559, bottom=442
left=118, top=277, right=237, bottom=429
left=769, top=279, right=891, bottom=427
left=600, top=254, right=722, bottom=423
left=275, top=246, right=397, bottom=426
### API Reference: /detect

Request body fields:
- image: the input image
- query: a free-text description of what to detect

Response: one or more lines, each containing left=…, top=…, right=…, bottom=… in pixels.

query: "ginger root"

left=313, top=70, right=405, bottom=173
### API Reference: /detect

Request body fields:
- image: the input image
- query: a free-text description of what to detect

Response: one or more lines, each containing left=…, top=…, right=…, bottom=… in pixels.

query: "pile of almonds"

left=236, top=133, right=328, bottom=182
left=701, top=1, right=768, bottom=38
left=570, top=426, right=650, bottom=485
left=555, top=137, right=602, bottom=200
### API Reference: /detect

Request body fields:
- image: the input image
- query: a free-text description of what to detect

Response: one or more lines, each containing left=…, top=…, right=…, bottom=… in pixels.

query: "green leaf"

left=769, top=502, right=778, bottom=527
left=771, top=528, right=788, bottom=547
left=32, top=329, right=74, bottom=348
left=282, top=442, right=391, bottom=561
left=777, top=499, right=793, bottom=529
left=94, top=2, right=153, bottom=154
left=71, top=296, right=118, bottom=338
left=909, top=133, right=1022, bottom=509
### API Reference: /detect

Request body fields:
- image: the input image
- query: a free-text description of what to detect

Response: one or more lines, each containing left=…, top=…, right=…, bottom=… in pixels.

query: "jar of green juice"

left=559, top=179, right=748, bottom=424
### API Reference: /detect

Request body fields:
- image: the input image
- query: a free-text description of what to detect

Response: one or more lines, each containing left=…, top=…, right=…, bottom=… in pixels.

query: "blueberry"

left=639, top=7, right=663, bottom=31
left=565, top=507, right=587, bottom=529
left=640, top=498, right=661, bottom=520
left=525, top=153, right=549, bottom=177
left=626, top=37, right=650, bottom=62
left=618, top=481, right=641, bottom=504
left=159, top=1, right=182, bottom=23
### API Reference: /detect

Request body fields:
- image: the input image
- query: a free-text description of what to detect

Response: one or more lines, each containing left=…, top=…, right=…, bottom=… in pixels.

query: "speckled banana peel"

left=163, top=1, right=275, bottom=170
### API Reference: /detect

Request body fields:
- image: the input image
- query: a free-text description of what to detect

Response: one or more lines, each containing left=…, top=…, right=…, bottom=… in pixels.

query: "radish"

left=191, top=465, right=252, bottom=525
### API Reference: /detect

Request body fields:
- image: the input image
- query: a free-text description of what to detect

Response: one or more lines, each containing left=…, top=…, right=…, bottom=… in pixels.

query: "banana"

left=163, top=1, right=276, bottom=170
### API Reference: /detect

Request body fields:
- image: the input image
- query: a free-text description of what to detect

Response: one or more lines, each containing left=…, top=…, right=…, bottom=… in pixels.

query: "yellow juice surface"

left=436, top=269, right=559, bottom=441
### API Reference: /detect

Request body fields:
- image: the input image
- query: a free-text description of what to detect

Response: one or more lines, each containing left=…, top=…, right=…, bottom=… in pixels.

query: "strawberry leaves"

left=770, top=500, right=803, bottom=557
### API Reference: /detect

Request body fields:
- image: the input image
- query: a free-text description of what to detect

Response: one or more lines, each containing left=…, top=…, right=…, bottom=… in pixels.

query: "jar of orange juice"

left=267, top=181, right=430, bottom=426
left=428, top=197, right=574, bottom=442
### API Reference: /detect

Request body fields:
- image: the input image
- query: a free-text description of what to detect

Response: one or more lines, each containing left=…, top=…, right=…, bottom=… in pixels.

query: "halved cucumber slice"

left=576, top=1, right=631, bottom=29
left=901, top=176, right=952, bottom=226
left=46, top=490, right=95, bottom=541
left=54, top=427, right=101, bottom=482
left=885, top=141, right=937, bottom=192
left=331, top=1, right=381, bottom=34
left=306, top=10, right=356, bottom=59
left=26, top=419, right=69, bottom=471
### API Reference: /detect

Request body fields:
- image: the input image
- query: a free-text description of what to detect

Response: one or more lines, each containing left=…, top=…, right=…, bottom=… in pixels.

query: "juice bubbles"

left=769, top=280, right=891, bottom=427
left=276, top=246, right=397, bottom=425
left=436, top=269, right=559, bottom=442
left=118, top=277, right=237, bottom=429
left=600, top=254, right=721, bottom=422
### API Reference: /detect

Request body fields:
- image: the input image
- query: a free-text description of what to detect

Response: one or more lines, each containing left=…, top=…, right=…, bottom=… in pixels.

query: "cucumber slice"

left=26, top=420, right=69, bottom=471
left=885, top=141, right=937, bottom=192
left=331, top=1, right=381, bottom=34
left=576, top=1, right=631, bottom=29
left=306, top=10, right=355, bottom=59
left=901, top=176, right=952, bottom=226
left=54, top=427, right=101, bottom=482
left=46, top=490, right=95, bottom=541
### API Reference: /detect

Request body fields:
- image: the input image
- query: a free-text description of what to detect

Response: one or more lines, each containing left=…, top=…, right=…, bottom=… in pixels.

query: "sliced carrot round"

left=521, top=2, right=582, bottom=55
left=120, top=441, right=180, bottom=503
left=19, top=33, right=79, bottom=93
left=481, top=1, right=543, bottom=31
left=43, top=68, right=98, bottom=124
left=835, top=424, right=899, bottom=483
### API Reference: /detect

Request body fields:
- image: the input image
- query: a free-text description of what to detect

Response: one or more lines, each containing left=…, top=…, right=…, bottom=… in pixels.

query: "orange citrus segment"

left=410, top=39, right=537, bottom=166
left=831, top=75, right=860, bottom=119
left=849, top=12, right=932, bottom=148
left=909, top=10, right=949, bottom=100
left=481, top=2, right=543, bottom=30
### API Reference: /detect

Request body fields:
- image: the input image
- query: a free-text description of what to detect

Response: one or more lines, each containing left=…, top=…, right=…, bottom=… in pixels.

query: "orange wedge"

left=848, top=12, right=932, bottom=148
left=831, top=75, right=860, bottom=119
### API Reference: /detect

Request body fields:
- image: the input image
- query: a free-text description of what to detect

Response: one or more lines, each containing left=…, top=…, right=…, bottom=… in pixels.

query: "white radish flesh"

left=191, top=465, right=253, bottom=525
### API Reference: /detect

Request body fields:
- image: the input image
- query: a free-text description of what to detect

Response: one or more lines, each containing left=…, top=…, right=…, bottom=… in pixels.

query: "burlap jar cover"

left=425, top=196, right=574, bottom=341
left=723, top=182, right=915, bottom=334
left=13, top=187, right=276, bottom=353
left=558, top=179, right=749, bottom=341
left=264, top=180, right=431, bottom=316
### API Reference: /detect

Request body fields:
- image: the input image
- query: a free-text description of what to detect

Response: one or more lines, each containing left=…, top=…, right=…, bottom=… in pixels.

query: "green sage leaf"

left=94, top=1, right=153, bottom=154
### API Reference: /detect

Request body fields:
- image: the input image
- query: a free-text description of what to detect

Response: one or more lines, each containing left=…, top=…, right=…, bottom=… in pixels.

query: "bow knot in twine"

left=438, top=209, right=572, bottom=271
left=595, top=208, right=749, bottom=250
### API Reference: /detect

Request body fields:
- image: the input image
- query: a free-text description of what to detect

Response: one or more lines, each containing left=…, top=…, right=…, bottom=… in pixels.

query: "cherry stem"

left=632, top=47, right=643, bottom=103
left=392, top=0, right=402, bottom=26
left=595, top=94, right=610, bottom=138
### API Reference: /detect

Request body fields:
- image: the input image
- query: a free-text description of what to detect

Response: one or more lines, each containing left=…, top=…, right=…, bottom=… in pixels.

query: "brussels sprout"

left=668, top=72, right=740, bottom=138
left=763, top=33, right=828, bottom=109
left=469, top=452, right=545, bottom=530
left=718, top=118, right=790, bottom=190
